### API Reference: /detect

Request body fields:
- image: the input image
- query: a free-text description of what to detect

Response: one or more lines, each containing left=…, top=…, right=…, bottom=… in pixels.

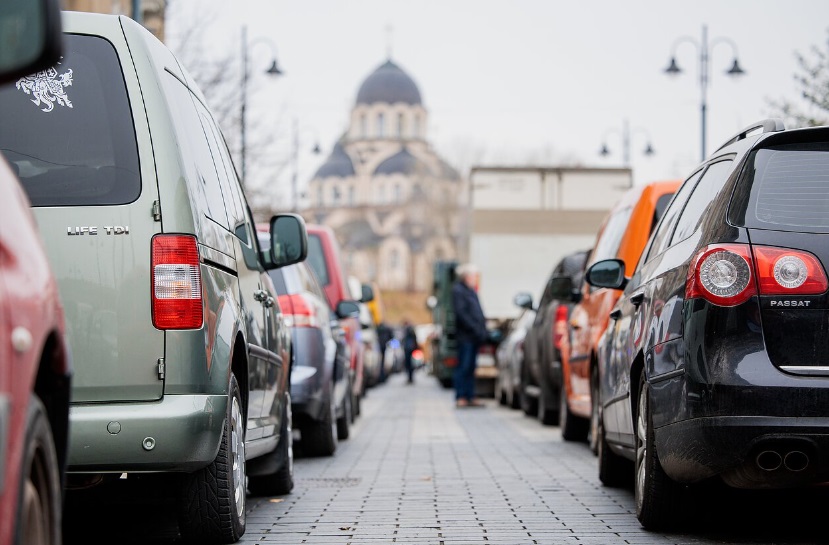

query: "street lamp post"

left=240, top=25, right=282, bottom=188
left=600, top=118, right=654, bottom=171
left=664, top=24, right=745, bottom=161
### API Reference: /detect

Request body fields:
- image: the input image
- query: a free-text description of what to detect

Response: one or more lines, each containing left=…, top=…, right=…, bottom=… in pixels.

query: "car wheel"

left=559, top=382, right=588, bottom=441
left=438, top=376, right=453, bottom=389
left=15, top=394, right=62, bottom=545
left=588, top=366, right=600, bottom=455
left=301, top=393, right=337, bottom=457
left=351, top=388, right=361, bottom=420
left=178, top=373, right=245, bottom=543
left=537, top=379, right=558, bottom=425
left=597, top=401, right=629, bottom=488
left=510, top=386, right=521, bottom=410
left=337, top=387, right=351, bottom=441
left=634, top=369, right=683, bottom=529
left=520, top=364, right=538, bottom=417
left=248, top=395, right=295, bottom=497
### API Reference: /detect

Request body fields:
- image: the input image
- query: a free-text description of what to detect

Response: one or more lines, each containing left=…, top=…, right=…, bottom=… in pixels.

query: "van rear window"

left=735, top=143, right=829, bottom=232
left=306, top=234, right=330, bottom=287
left=0, top=34, right=140, bottom=206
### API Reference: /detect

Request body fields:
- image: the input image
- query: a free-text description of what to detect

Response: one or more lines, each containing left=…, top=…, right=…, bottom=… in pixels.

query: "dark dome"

left=374, top=148, right=432, bottom=176
left=356, top=60, right=422, bottom=106
left=313, top=142, right=354, bottom=179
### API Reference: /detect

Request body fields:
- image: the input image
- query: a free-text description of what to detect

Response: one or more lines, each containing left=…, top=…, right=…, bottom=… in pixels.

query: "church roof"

left=374, top=147, right=432, bottom=176
left=356, top=60, right=422, bottom=106
left=313, top=142, right=355, bottom=179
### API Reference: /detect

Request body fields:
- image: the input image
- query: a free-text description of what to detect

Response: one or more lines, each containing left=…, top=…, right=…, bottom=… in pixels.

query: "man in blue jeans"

left=451, top=263, right=488, bottom=408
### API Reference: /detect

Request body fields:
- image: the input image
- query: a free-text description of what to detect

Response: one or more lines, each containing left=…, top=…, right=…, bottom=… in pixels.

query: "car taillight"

left=553, top=304, right=568, bottom=349
left=686, top=244, right=756, bottom=306
left=152, top=234, right=203, bottom=329
left=752, top=246, right=828, bottom=295
left=277, top=294, right=318, bottom=328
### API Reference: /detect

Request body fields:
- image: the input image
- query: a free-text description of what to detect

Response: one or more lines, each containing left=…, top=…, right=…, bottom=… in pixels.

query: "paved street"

left=66, top=370, right=827, bottom=544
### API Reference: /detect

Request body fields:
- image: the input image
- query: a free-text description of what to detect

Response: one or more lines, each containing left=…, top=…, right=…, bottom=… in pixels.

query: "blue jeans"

left=455, top=341, right=478, bottom=401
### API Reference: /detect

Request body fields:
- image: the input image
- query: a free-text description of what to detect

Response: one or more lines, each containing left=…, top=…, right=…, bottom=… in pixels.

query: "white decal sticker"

left=15, top=60, right=73, bottom=113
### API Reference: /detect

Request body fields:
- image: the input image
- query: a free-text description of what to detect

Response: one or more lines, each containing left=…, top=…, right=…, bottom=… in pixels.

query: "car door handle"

left=609, top=309, right=622, bottom=321
left=253, top=289, right=269, bottom=302
left=630, top=292, right=645, bottom=307
left=263, top=296, right=275, bottom=308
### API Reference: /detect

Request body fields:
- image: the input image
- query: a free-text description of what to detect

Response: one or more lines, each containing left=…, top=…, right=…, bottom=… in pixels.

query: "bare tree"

left=769, top=29, right=829, bottom=128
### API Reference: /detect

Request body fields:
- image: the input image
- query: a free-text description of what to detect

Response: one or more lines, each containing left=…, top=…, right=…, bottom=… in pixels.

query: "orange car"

left=560, top=180, right=680, bottom=445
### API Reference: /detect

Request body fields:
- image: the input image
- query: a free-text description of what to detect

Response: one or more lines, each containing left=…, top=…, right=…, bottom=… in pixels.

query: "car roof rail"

left=715, top=118, right=786, bottom=153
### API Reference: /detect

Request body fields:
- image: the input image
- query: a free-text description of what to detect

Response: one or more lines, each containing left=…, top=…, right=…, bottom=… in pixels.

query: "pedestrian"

left=376, top=321, right=393, bottom=383
left=451, top=263, right=488, bottom=408
left=402, top=320, right=418, bottom=384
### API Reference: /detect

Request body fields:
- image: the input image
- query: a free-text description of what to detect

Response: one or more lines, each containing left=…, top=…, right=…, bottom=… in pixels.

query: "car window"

left=0, top=34, right=140, bottom=206
left=646, top=170, right=702, bottom=261
left=670, top=160, right=734, bottom=245
left=651, top=193, right=675, bottom=233
left=268, top=268, right=288, bottom=295
left=590, top=207, right=633, bottom=265
left=306, top=234, right=330, bottom=287
left=199, top=104, right=246, bottom=228
left=733, top=143, right=829, bottom=232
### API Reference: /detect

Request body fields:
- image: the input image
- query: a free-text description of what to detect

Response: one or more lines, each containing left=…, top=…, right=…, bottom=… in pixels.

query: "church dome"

left=374, top=147, right=432, bottom=176
left=356, top=60, right=422, bottom=106
left=313, top=142, right=355, bottom=179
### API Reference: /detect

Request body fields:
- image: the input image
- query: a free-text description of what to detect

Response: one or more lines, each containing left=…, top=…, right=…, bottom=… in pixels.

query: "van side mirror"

left=336, top=300, right=361, bottom=319
left=512, top=292, right=533, bottom=310
left=0, top=0, right=63, bottom=85
left=360, top=284, right=375, bottom=303
left=267, top=213, right=307, bottom=269
left=585, top=259, right=627, bottom=290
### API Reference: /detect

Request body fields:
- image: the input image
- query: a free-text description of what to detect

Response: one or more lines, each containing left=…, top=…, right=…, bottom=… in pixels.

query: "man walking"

left=451, top=263, right=488, bottom=407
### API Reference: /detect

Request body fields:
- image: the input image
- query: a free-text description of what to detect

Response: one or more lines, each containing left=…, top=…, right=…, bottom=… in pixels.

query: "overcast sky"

left=167, top=0, right=829, bottom=202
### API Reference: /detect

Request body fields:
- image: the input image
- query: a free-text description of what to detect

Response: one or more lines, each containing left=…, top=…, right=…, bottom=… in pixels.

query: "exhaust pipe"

left=783, top=450, right=809, bottom=472
left=756, top=450, right=783, bottom=471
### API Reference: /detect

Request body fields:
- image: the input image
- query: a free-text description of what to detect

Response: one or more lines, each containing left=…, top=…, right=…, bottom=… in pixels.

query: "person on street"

left=451, top=263, right=488, bottom=407
left=402, top=320, right=418, bottom=384
left=376, top=321, right=393, bottom=383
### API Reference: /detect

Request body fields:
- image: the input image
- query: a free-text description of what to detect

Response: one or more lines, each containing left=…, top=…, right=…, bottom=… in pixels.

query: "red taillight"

left=278, top=294, right=318, bottom=328
left=152, top=235, right=203, bottom=330
left=686, top=244, right=755, bottom=306
left=752, top=246, right=828, bottom=295
left=553, top=304, right=569, bottom=349
left=445, top=356, right=458, bottom=367
left=686, top=244, right=828, bottom=307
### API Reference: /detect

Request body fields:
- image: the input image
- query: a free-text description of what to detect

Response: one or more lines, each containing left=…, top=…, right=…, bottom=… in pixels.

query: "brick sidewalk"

left=241, top=371, right=824, bottom=545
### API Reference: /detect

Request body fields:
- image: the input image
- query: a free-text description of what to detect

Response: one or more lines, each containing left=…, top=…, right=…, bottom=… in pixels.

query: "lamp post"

left=663, top=25, right=745, bottom=162
left=240, top=25, right=282, bottom=188
left=599, top=118, right=654, bottom=171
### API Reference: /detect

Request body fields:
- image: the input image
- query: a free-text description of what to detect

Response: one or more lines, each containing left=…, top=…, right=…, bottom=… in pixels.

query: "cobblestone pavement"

left=241, top=372, right=828, bottom=545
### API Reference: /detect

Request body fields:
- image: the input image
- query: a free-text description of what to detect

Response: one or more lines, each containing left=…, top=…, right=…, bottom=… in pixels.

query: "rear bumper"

left=67, top=394, right=227, bottom=472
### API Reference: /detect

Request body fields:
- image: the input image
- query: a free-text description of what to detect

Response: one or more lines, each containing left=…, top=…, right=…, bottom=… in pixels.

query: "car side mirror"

left=585, top=259, right=628, bottom=290
left=549, top=276, right=574, bottom=300
left=336, top=300, right=361, bottom=319
left=570, top=288, right=583, bottom=304
left=0, top=0, right=63, bottom=86
left=267, top=214, right=308, bottom=269
left=360, top=284, right=375, bottom=303
left=512, top=292, right=533, bottom=310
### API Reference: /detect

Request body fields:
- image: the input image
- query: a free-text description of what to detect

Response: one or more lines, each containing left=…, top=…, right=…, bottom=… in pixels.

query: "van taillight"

left=277, top=294, right=318, bottom=328
left=553, top=304, right=568, bottom=349
left=152, top=235, right=203, bottom=330
left=686, top=243, right=828, bottom=307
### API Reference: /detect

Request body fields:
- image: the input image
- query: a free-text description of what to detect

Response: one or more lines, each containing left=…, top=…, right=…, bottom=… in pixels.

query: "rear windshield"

left=306, top=234, right=330, bottom=287
left=0, top=34, right=140, bottom=206
left=734, top=143, right=829, bottom=232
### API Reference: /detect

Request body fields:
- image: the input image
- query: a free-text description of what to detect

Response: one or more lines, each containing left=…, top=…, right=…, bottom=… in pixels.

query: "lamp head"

left=266, top=59, right=283, bottom=76
left=726, top=58, right=745, bottom=76
left=599, top=143, right=610, bottom=157
left=644, top=142, right=655, bottom=156
left=664, top=57, right=682, bottom=76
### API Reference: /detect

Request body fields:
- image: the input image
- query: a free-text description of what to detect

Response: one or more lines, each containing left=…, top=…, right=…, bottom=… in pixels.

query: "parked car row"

left=497, top=120, right=829, bottom=529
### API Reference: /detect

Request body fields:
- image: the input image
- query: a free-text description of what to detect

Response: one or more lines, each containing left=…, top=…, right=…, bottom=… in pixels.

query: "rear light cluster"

left=277, top=294, right=319, bottom=328
left=686, top=243, right=829, bottom=306
left=152, top=235, right=203, bottom=329
left=552, top=304, right=569, bottom=349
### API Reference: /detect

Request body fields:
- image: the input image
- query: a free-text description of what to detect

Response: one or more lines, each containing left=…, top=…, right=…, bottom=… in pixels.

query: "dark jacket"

left=451, top=280, right=487, bottom=345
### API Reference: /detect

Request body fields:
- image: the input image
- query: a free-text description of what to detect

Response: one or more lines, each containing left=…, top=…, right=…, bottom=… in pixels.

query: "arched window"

left=332, top=186, right=340, bottom=205
left=413, top=114, right=421, bottom=138
left=377, top=112, right=385, bottom=138
left=378, top=185, right=385, bottom=205
left=348, top=186, right=355, bottom=206
left=390, top=249, right=399, bottom=269
left=397, top=113, right=405, bottom=138
left=394, top=184, right=401, bottom=203
left=360, top=114, right=367, bottom=138
left=317, top=185, right=323, bottom=207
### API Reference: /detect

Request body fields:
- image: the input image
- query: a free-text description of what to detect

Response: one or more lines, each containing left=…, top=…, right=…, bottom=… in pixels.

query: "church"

left=302, top=59, right=464, bottom=293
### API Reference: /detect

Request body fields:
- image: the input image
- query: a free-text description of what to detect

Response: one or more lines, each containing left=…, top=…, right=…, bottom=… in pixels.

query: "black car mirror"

left=360, top=284, right=375, bottom=303
left=268, top=214, right=308, bottom=269
left=513, top=292, right=533, bottom=310
left=0, top=0, right=62, bottom=86
left=487, top=329, right=504, bottom=345
left=586, top=259, right=628, bottom=290
left=550, top=276, right=574, bottom=300
left=570, top=288, right=583, bottom=304
left=336, top=300, right=361, bottom=319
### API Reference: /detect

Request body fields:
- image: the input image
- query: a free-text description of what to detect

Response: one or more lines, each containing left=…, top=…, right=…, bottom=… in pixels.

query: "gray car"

left=0, top=12, right=306, bottom=544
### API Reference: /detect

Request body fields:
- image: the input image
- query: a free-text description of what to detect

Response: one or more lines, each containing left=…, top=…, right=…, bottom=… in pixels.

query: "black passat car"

left=266, top=258, right=359, bottom=456
left=586, top=120, right=829, bottom=529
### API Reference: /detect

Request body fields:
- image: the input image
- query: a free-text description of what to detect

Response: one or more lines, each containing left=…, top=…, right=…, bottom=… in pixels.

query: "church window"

left=360, top=114, right=367, bottom=138
left=413, top=114, right=421, bottom=138
left=317, top=185, right=323, bottom=207
left=397, top=113, right=405, bottom=138
left=348, top=186, right=355, bottom=206
left=332, top=186, right=340, bottom=205
left=390, top=249, right=399, bottom=269
left=394, top=183, right=401, bottom=203
left=377, top=112, right=385, bottom=138
left=378, top=185, right=385, bottom=204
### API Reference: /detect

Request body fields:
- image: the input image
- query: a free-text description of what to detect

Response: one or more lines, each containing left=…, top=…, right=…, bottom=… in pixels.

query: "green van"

left=0, top=12, right=305, bottom=543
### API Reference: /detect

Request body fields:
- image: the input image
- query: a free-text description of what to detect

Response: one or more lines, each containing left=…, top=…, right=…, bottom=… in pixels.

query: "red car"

left=0, top=3, right=71, bottom=544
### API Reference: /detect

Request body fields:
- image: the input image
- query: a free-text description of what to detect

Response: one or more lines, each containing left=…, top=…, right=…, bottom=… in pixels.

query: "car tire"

left=588, top=365, right=600, bottom=455
left=560, top=382, right=588, bottom=441
left=635, top=369, right=684, bottom=530
left=438, top=377, right=453, bottom=389
left=248, top=396, right=294, bottom=497
left=336, top=387, right=351, bottom=441
left=537, top=379, right=558, bottom=425
left=301, top=393, right=337, bottom=457
left=520, top=364, right=538, bottom=417
left=351, top=389, right=361, bottom=420
left=597, top=403, right=629, bottom=488
left=15, top=394, right=62, bottom=545
left=510, top=387, right=521, bottom=410
left=178, top=373, right=246, bottom=543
